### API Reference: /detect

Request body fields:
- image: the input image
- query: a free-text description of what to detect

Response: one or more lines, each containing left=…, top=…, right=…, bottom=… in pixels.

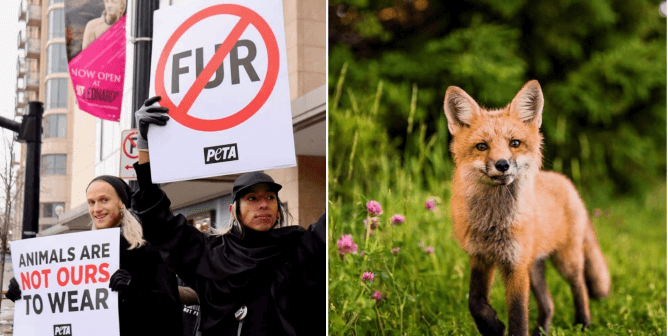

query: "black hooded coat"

left=132, top=162, right=325, bottom=336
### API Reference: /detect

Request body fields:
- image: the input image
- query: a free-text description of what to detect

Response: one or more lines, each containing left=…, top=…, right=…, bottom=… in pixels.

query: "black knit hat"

left=87, top=175, right=132, bottom=209
left=231, top=172, right=282, bottom=202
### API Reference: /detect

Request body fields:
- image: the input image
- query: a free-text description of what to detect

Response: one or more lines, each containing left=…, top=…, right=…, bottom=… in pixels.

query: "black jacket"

left=118, top=235, right=183, bottom=336
left=132, top=162, right=325, bottom=336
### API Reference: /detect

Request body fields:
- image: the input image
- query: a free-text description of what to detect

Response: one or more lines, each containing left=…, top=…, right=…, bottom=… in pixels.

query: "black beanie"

left=87, top=176, right=132, bottom=209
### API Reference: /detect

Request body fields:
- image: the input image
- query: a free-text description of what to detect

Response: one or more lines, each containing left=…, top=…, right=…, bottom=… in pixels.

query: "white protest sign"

left=148, top=0, right=296, bottom=183
left=119, top=129, right=139, bottom=180
left=11, top=228, right=120, bottom=336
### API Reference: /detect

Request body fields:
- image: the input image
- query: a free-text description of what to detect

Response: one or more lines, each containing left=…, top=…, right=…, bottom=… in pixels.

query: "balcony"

left=16, top=90, right=36, bottom=109
left=23, top=71, right=39, bottom=92
left=16, top=92, right=26, bottom=109
left=26, top=4, right=41, bottom=27
left=18, top=0, right=27, bottom=21
left=17, top=57, right=26, bottom=77
left=16, top=77, right=25, bottom=93
left=17, top=30, right=25, bottom=49
left=25, top=37, right=40, bottom=59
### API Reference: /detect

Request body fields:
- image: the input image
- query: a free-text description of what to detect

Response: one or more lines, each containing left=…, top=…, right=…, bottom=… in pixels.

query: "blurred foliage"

left=328, top=0, right=666, bottom=199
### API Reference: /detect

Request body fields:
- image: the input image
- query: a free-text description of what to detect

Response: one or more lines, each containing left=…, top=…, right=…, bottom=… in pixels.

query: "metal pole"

left=20, top=101, right=43, bottom=239
left=130, top=0, right=159, bottom=191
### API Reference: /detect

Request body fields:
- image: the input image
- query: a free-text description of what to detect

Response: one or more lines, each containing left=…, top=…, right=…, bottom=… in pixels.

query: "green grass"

left=328, top=185, right=666, bottom=335
left=328, top=67, right=667, bottom=335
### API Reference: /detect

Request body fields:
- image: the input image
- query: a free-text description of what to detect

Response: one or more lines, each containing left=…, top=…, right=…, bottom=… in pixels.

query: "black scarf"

left=195, top=224, right=307, bottom=331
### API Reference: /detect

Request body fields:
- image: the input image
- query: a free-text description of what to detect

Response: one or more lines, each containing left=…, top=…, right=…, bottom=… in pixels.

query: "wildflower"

left=337, top=234, right=358, bottom=256
left=360, top=251, right=365, bottom=257
left=364, top=216, right=380, bottom=229
left=425, top=246, right=435, bottom=254
left=425, top=198, right=436, bottom=211
left=593, top=208, right=602, bottom=217
left=418, top=241, right=425, bottom=248
left=391, top=247, right=400, bottom=254
left=362, top=272, right=375, bottom=282
left=391, top=214, right=405, bottom=225
left=366, top=200, right=383, bottom=215
left=371, top=290, right=384, bottom=302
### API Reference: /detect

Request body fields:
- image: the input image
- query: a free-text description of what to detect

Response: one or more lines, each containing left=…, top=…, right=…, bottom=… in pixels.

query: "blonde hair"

left=91, top=206, right=146, bottom=249
left=212, top=198, right=292, bottom=236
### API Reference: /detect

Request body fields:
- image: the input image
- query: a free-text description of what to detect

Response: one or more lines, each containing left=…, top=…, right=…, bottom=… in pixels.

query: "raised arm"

left=132, top=96, right=204, bottom=287
left=132, top=162, right=205, bottom=287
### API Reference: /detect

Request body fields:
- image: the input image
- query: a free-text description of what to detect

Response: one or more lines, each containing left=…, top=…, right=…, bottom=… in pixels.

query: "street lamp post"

left=0, top=101, right=44, bottom=240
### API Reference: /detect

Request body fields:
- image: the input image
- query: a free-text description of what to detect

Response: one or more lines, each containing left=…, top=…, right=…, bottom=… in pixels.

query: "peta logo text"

left=203, top=143, right=239, bottom=164
left=54, top=324, right=72, bottom=336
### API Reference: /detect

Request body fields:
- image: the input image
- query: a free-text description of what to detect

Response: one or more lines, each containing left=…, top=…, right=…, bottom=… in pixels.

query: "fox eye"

left=509, top=140, right=521, bottom=148
left=475, top=143, right=488, bottom=151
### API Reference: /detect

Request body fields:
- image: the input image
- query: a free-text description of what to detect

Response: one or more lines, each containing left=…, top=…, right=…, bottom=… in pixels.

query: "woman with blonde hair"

left=7, top=175, right=183, bottom=336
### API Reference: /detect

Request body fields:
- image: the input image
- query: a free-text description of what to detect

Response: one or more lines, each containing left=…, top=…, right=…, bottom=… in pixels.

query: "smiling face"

left=235, top=183, right=279, bottom=232
left=86, top=180, right=124, bottom=230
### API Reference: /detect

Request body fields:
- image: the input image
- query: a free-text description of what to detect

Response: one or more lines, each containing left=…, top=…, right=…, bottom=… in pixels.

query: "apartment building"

left=12, top=0, right=325, bottom=238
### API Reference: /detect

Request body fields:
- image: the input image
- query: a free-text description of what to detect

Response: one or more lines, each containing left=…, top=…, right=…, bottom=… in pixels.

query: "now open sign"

left=148, top=0, right=296, bottom=183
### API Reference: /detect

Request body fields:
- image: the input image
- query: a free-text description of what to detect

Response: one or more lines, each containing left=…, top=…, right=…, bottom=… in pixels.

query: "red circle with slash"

left=122, top=130, right=139, bottom=159
left=155, top=4, right=279, bottom=132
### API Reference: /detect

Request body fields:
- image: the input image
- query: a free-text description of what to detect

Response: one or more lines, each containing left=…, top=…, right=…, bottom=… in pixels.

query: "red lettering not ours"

left=20, top=263, right=111, bottom=289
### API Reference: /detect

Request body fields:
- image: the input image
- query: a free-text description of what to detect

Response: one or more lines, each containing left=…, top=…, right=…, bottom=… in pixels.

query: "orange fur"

left=444, top=80, right=609, bottom=336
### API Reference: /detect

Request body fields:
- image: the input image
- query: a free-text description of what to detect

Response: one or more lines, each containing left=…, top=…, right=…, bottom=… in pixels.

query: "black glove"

left=134, top=96, right=170, bottom=150
left=109, top=269, right=132, bottom=292
left=6, top=277, right=21, bottom=302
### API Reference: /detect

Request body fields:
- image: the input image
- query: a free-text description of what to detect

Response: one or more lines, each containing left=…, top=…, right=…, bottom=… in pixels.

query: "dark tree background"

left=328, top=0, right=666, bottom=199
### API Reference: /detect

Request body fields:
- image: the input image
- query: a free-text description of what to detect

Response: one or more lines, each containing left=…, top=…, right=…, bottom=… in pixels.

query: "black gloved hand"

left=109, top=269, right=132, bottom=292
left=5, top=277, right=21, bottom=302
left=134, top=96, right=170, bottom=150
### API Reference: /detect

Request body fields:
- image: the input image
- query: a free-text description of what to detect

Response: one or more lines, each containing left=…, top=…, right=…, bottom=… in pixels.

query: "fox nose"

left=495, top=159, right=510, bottom=172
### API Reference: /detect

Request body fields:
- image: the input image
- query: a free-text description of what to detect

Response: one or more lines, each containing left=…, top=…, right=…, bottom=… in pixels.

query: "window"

left=49, top=0, right=64, bottom=6
left=48, top=8, right=64, bottom=40
left=42, top=154, right=66, bottom=175
left=187, top=210, right=216, bottom=234
left=46, top=78, right=68, bottom=109
left=44, top=114, right=66, bottom=138
left=47, top=43, right=68, bottom=74
left=41, top=202, right=65, bottom=218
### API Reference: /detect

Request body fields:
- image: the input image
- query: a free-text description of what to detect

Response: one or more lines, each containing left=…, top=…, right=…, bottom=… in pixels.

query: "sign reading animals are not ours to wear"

left=11, top=229, right=121, bottom=336
left=148, top=0, right=297, bottom=183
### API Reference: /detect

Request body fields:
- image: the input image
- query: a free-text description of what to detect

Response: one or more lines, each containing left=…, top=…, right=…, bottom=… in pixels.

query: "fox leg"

left=529, top=259, right=554, bottom=336
left=552, top=249, right=591, bottom=329
left=503, top=264, right=531, bottom=336
left=469, top=256, right=505, bottom=336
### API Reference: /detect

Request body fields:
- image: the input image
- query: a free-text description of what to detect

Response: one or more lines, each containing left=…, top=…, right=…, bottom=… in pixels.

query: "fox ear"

left=510, top=80, right=544, bottom=128
left=444, top=86, right=480, bottom=135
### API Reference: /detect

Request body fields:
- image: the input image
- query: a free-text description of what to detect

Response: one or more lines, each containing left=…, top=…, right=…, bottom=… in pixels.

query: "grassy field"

left=327, top=68, right=667, bottom=335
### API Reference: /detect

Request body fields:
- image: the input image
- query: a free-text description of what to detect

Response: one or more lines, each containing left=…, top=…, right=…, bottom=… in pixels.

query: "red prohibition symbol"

left=155, top=4, right=279, bottom=132
left=123, top=130, right=139, bottom=159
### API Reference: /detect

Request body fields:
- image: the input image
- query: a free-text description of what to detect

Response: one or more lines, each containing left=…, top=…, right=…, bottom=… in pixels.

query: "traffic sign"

left=119, top=129, right=138, bottom=180
left=148, top=0, right=297, bottom=183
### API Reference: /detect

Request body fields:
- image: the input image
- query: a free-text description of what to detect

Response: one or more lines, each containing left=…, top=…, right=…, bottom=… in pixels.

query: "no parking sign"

left=148, top=0, right=296, bottom=183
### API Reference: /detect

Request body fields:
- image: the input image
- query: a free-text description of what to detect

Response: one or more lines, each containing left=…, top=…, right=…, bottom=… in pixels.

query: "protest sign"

left=148, top=0, right=296, bottom=183
left=11, top=228, right=120, bottom=336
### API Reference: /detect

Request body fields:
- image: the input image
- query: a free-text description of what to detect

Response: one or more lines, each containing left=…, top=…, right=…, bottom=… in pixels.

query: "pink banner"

left=68, top=15, right=126, bottom=121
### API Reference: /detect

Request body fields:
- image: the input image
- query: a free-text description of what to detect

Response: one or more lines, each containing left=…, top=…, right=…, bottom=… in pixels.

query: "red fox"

left=443, top=80, right=610, bottom=336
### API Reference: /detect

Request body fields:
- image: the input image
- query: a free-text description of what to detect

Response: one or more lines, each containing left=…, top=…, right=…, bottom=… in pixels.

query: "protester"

left=6, top=175, right=183, bottom=336
left=132, top=96, right=326, bottom=335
